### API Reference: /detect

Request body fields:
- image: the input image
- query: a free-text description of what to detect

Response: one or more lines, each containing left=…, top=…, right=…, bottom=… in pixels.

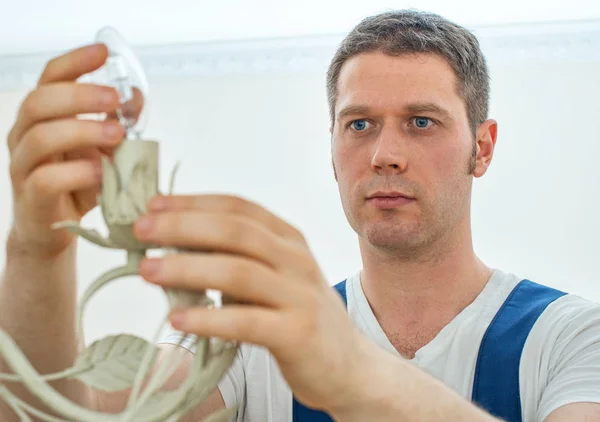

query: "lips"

left=367, top=191, right=414, bottom=200
left=366, top=191, right=415, bottom=209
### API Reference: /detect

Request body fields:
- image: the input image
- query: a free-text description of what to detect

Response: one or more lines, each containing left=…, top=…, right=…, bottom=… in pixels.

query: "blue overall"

left=292, top=279, right=566, bottom=422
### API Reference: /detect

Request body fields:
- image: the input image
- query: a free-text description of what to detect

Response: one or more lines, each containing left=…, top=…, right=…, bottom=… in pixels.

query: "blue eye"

left=414, top=117, right=431, bottom=128
left=351, top=119, right=368, bottom=131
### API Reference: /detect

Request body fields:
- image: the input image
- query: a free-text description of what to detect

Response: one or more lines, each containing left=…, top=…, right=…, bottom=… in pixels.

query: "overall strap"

left=333, top=279, right=348, bottom=305
left=292, top=280, right=347, bottom=422
left=471, top=279, right=566, bottom=422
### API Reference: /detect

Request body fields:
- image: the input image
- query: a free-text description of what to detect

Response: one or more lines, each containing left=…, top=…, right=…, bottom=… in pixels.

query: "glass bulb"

left=84, top=26, right=149, bottom=140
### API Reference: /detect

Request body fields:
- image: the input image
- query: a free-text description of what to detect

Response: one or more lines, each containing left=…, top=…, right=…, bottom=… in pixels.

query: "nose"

left=370, top=127, right=408, bottom=174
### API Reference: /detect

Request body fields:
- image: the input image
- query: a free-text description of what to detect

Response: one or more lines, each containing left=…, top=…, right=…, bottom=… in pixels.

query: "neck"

left=359, top=217, right=493, bottom=341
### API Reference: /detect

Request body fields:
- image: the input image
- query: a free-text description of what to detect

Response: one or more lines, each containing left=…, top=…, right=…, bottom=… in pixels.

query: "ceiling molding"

left=1, top=18, right=599, bottom=91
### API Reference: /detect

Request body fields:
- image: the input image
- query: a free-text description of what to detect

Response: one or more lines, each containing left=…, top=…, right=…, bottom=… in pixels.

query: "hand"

left=135, top=194, right=373, bottom=414
left=6, top=44, right=125, bottom=258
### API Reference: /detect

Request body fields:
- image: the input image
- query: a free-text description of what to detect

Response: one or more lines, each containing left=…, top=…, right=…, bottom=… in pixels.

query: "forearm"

left=330, top=344, right=500, bottom=422
left=0, top=231, right=89, bottom=419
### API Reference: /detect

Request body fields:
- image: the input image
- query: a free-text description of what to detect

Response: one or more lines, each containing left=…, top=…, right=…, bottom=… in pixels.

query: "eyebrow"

left=335, top=104, right=371, bottom=121
left=336, top=102, right=452, bottom=121
left=406, top=103, right=452, bottom=119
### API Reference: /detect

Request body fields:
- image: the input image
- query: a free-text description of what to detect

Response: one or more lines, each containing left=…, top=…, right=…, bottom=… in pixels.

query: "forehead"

left=335, top=51, right=463, bottom=115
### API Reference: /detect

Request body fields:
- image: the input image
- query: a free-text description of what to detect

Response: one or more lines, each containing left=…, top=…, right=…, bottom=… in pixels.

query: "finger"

left=134, top=211, right=307, bottom=271
left=64, top=147, right=104, bottom=212
left=10, top=118, right=123, bottom=181
left=168, top=305, right=280, bottom=347
left=140, top=253, right=303, bottom=307
left=148, top=194, right=306, bottom=242
left=71, top=117, right=124, bottom=158
left=7, top=44, right=112, bottom=159
left=22, top=159, right=102, bottom=206
left=38, top=43, right=109, bottom=85
left=105, top=86, right=145, bottom=122
left=9, top=83, right=120, bottom=151
left=73, top=183, right=102, bottom=216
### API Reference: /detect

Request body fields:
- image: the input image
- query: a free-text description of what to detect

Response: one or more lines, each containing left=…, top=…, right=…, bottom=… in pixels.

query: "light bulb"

left=84, top=26, right=149, bottom=140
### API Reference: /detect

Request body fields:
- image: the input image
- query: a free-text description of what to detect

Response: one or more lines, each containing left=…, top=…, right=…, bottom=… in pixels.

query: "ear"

left=329, top=127, right=338, bottom=182
left=331, top=157, right=338, bottom=182
left=472, top=119, right=498, bottom=178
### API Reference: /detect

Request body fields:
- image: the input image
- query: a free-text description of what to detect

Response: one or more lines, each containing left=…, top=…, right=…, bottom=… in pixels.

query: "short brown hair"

left=326, top=9, right=490, bottom=137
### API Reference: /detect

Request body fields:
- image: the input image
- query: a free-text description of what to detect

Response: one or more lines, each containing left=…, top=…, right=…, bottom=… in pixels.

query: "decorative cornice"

left=1, top=18, right=599, bottom=91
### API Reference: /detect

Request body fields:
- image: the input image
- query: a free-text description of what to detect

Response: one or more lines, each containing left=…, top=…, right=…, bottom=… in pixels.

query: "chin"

left=362, top=223, right=426, bottom=251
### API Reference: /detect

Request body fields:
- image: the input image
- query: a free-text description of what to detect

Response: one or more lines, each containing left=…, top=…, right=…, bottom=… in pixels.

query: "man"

left=1, top=8, right=599, bottom=422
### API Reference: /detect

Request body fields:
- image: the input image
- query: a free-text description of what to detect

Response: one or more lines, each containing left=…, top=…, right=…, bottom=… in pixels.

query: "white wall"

left=1, top=49, right=599, bottom=345
left=4, top=0, right=600, bottom=54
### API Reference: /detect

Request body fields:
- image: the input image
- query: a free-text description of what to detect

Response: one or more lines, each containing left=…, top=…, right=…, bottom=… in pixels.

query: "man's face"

left=331, top=51, right=490, bottom=254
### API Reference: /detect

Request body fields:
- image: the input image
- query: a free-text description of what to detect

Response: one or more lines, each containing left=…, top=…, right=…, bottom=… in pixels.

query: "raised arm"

left=0, top=43, right=122, bottom=419
left=0, top=44, right=226, bottom=421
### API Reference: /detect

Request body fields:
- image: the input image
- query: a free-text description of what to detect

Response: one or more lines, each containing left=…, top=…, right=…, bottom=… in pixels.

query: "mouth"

left=366, top=191, right=415, bottom=209
left=367, top=191, right=414, bottom=200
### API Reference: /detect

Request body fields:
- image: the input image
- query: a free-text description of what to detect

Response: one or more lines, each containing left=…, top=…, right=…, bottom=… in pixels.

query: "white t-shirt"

left=161, top=269, right=600, bottom=422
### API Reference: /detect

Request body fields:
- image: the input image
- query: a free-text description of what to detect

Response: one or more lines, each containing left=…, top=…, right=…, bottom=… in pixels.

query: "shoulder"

left=518, top=278, right=600, bottom=349
left=519, top=286, right=600, bottom=420
left=491, top=274, right=600, bottom=334
left=488, top=274, right=600, bottom=375
left=534, top=289, right=600, bottom=335
left=527, top=290, right=600, bottom=371
left=520, top=281, right=600, bottom=360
